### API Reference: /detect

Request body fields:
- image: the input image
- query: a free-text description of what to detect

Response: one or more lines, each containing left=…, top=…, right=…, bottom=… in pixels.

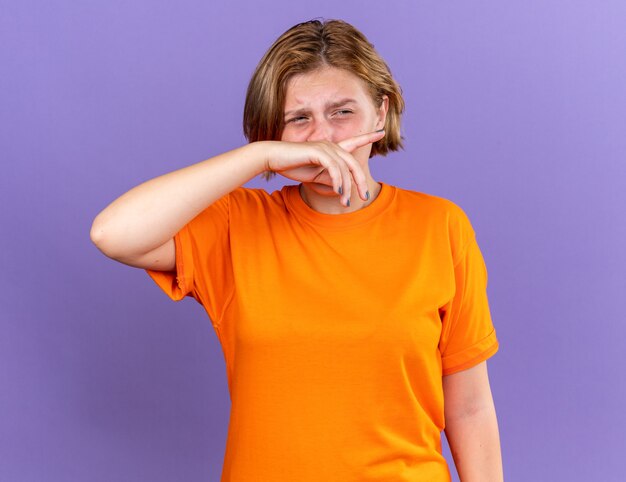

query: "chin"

left=305, top=181, right=340, bottom=197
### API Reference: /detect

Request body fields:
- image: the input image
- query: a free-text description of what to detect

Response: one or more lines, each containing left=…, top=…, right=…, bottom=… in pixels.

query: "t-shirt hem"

left=145, top=227, right=193, bottom=302
left=441, top=331, right=499, bottom=376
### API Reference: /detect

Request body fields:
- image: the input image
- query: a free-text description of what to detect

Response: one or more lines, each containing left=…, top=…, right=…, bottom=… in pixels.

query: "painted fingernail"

left=347, top=198, right=351, bottom=207
left=338, top=186, right=343, bottom=195
left=366, top=190, right=370, bottom=200
left=376, top=128, right=385, bottom=133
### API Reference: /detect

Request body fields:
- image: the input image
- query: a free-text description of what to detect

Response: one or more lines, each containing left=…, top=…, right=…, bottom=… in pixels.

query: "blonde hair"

left=243, top=19, right=405, bottom=180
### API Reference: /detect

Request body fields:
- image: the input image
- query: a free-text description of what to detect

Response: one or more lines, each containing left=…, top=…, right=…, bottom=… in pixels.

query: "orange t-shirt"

left=147, top=182, right=499, bottom=481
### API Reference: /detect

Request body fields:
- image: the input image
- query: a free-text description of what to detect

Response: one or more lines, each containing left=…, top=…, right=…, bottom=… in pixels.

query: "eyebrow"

left=284, top=98, right=357, bottom=117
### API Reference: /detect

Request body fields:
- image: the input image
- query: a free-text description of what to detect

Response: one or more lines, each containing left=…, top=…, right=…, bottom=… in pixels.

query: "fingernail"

left=338, top=186, right=343, bottom=195
left=376, top=128, right=385, bottom=133
left=347, top=198, right=351, bottom=207
left=366, top=190, right=370, bottom=200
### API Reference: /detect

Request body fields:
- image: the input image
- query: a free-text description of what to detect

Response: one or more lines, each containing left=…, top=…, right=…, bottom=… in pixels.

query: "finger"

left=320, top=144, right=352, bottom=205
left=337, top=129, right=385, bottom=153
left=337, top=155, right=353, bottom=206
left=314, top=148, right=344, bottom=196
left=333, top=147, right=369, bottom=201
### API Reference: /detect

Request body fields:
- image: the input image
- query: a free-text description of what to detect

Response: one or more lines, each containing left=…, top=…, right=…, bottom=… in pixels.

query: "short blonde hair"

left=243, top=19, right=405, bottom=179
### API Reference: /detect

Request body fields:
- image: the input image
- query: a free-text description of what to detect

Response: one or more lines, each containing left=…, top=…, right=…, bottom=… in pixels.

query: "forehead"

left=283, top=67, right=373, bottom=109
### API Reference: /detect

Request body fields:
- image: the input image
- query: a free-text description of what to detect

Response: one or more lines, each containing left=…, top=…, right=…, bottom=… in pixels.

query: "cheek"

left=341, top=113, right=377, bottom=134
left=328, top=121, right=359, bottom=142
left=331, top=117, right=373, bottom=144
left=280, top=126, right=307, bottom=142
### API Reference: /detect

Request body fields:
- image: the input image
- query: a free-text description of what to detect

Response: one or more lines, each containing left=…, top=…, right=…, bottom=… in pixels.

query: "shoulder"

left=392, top=186, right=473, bottom=229
left=391, top=185, right=477, bottom=261
left=227, top=185, right=291, bottom=215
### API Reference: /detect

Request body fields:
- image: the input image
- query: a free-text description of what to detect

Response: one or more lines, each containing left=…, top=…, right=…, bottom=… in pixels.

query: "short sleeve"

left=145, top=192, right=235, bottom=325
left=438, top=229, right=499, bottom=376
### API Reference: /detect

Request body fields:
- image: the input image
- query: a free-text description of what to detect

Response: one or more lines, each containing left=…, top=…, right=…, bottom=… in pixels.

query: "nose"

left=306, top=119, right=334, bottom=143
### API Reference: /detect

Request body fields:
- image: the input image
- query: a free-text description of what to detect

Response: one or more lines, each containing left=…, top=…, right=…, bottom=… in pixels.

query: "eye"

left=333, top=109, right=353, bottom=117
left=286, top=115, right=308, bottom=124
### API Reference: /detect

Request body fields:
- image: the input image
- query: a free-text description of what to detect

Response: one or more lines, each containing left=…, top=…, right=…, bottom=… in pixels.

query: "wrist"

left=239, top=141, right=274, bottom=176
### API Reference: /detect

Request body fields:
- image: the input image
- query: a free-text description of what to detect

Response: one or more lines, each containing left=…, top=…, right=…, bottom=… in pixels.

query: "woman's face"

left=280, top=66, right=388, bottom=166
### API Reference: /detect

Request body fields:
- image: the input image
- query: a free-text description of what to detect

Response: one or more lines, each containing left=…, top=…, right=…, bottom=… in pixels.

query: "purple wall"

left=2, top=1, right=625, bottom=480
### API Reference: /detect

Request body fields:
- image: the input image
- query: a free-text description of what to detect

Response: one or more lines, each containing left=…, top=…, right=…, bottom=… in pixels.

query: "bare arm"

left=90, top=143, right=268, bottom=271
left=90, top=131, right=384, bottom=270
left=443, top=361, right=504, bottom=482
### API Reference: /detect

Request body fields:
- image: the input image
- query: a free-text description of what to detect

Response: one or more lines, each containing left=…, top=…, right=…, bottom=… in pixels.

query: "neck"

left=299, top=175, right=382, bottom=214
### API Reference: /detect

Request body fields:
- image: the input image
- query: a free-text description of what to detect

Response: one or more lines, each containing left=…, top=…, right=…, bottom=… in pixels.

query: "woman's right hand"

left=261, top=129, right=385, bottom=205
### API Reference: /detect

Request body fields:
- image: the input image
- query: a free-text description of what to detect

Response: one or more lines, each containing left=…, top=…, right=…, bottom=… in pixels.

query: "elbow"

left=90, top=217, right=104, bottom=248
left=90, top=213, right=151, bottom=265
left=90, top=215, right=111, bottom=255
left=90, top=214, right=122, bottom=259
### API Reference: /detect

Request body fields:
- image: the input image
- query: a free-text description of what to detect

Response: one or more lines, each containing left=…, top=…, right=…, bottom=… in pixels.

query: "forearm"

left=444, top=404, right=503, bottom=482
left=91, top=142, right=267, bottom=258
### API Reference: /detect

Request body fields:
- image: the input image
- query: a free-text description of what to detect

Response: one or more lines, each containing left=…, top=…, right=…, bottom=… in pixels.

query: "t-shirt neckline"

left=283, top=182, right=396, bottom=229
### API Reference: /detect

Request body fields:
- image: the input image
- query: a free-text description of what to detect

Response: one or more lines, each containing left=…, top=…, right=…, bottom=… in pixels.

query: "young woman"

left=91, top=19, right=503, bottom=482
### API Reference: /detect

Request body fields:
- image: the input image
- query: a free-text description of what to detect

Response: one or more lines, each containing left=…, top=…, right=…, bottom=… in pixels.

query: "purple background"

left=2, top=1, right=625, bottom=480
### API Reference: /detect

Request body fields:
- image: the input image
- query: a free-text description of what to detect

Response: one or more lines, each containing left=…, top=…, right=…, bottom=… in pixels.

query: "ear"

left=376, top=95, right=389, bottom=130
